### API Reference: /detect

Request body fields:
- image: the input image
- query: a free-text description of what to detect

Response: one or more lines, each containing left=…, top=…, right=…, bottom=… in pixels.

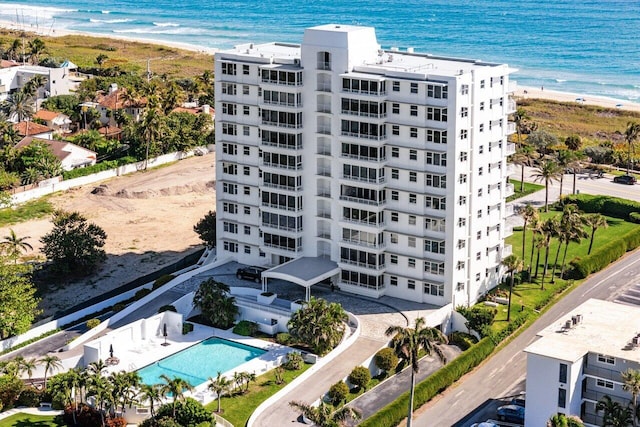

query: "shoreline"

left=1, top=21, right=639, bottom=113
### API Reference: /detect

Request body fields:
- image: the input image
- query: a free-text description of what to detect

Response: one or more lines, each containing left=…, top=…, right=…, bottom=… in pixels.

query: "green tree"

left=532, top=159, right=562, bottom=212
left=519, top=204, right=539, bottom=268
left=347, top=366, right=371, bottom=391
left=0, top=263, right=41, bottom=339
left=622, top=369, right=640, bottom=427
left=22, top=75, right=47, bottom=99
left=501, top=254, right=523, bottom=322
left=28, top=38, right=46, bottom=65
left=0, top=229, right=33, bottom=263
left=207, top=371, right=231, bottom=413
left=159, top=374, right=193, bottom=418
left=327, top=381, right=349, bottom=405
left=14, top=356, right=37, bottom=379
left=192, top=278, right=238, bottom=329
left=155, top=397, right=214, bottom=426
left=555, top=204, right=587, bottom=280
left=584, top=213, right=608, bottom=255
left=40, top=210, right=107, bottom=275
left=96, top=54, right=109, bottom=68
left=288, top=297, right=348, bottom=355
left=512, top=107, right=529, bottom=146
left=385, top=317, right=448, bottom=427
left=555, top=150, right=577, bottom=196
left=374, top=348, right=399, bottom=376
left=540, top=217, right=559, bottom=289
left=39, top=355, right=62, bottom=390
left=565, top=134, right=583, bottom=194
left=41, top=94, right=80, bottom=117
left=5, top=90, right=34, bottom=123
left=511, top=143, right=535, bottom=192
left=625, top=122, right=640, bottom=175
left=193, top=210, right=216, bottom=248
left=289, top=401, right=361, bottom=427
left=547, top=414, right=585, bottom=427
left=139, top=383, right=164, bottom=419
left=0, top=374, right=24, bottom=410
left=528, top=129, right=559, bottom=158
left=597, top=395, right=634, bottom=427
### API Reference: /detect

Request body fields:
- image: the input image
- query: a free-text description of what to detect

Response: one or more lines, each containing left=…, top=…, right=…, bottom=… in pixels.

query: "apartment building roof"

left=524, top=299, right=640, bottom=363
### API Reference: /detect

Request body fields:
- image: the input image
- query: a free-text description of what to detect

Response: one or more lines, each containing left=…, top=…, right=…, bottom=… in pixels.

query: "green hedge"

left=569, top=227, right=640, bottom=278
left=561, top=194, right=640, bottom=220
left=360, top=338, right=496, bottom=427
left=62, top=156, right=137, bottom=180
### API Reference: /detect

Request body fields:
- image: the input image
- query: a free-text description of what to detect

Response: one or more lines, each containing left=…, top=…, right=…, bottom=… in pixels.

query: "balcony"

left=317, top=83, right=332, bottom=93
left=342, top=88, right=387, bottom=96
left=261, top=202, right=301, bottom=212
left=261, top=99, right=302, bottom=108
left=339, top=259, right=386, bottom=270
left=502, top=245, right=513, bottom=258
left=505, top=203, right=515, bottom=217
left=317, top=126, right=332, bottom=135
left=261, top=222, right=303, bottom=233
left=506, top=122, right=516, bottom=135
left=317, top=167, right=332, bottom=177
left=263, top=242, right=302, bottom=253
left=317, top=210, right=332, bottom=219
left=341, top=152, right=386, bottom=163
left=317, top=104, right=332, bottom=113
left=341, top=237, right=386, bottom=249
left=317, top=145, right=332, bottom=156
left=261, top=140, right=303, bottom=150
left=261, top=120, right=303, bottom=129
left=341, top=109, right=387, bottom=119
left=508, top=81, right=517, bottom=93
left=261, top=182, right=302, bottom=192
left=507, top=99, right=517, bottom=114
left=505, top=183, right=515, bottom=197
left=317, top=231, right=331, bottom=239
left=341, top=174, right=386, bottom=184
left=506, top=142, right=516, bottom=155
left=261, top=161, right=302, bottom=171
left=339, top=195, right=386, bottom=206
left=317, top=61, right=331, bottom=71
left=317, top=190, right=331, bottom=198
left=340, top=131, right=387, bottom=141
left=341, top=217, right=385, bottom=227
left=504, top=225, right=513, bottom=237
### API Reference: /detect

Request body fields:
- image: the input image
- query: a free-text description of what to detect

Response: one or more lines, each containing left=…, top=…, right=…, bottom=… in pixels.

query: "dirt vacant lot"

left=1, top=154, right=216, bottom=316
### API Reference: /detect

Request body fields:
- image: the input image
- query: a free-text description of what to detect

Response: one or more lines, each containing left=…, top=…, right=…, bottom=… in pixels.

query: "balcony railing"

left=340, top=259, right=386, bottom=270
left=261, top=202, right=301, bottom=212
left=341, top=174, right=386, bottom=184
left=317, top=210, right=332, bottom=218
left=341, top=109, right=387, bottom=119
left=506, top=122, right=516, bottom=135
left=317, top=167, right=332, bottom=177
left=263, top=242, right=302, bottom=252
left=261, top=182, right=302, bottom=192
left=339, top=195, right=386, bottom=206
left=506, top=142, right=516, bottom=155
left=261, top=222, right=303, bottom=232
left=260, top=140, right=303, bottom=150
left=502, top=245, right=513, bottom=258
left=342, top=88, right=387, bottom=96
left=341, top=153, right=386, bottom=162
left=261, top=161, right=302, bottom=170
left=317, top=126, right=332, bottom=135
left=262, top=99, right=302, bottom=108
left=261, top=120, right=303, bottom=129
left=505, top=183, right=515, bottom=197
left=341, top=217, right=385, bottom=227
left=317, top=232, right=331, bottom=239
left=341, top=238, right=386, bottom=249
left=317, top=190, right=331, bottom=198
left=317, top=83, right=332, bottom=92
left=317, top=104, right=331, bottom=113
left=507, top=99, right=517, bottom=113
left=317, top=61, right=331, bottom=71
left=341, top=131, right=387, bottom=141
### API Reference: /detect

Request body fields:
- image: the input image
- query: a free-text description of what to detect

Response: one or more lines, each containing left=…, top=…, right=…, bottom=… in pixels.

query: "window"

left=409, top=194, right=417, bottom=204
left=243, top=166, right=250, bottom=176
left=242, top=64, right=250, bottom=75
left=476, top=273, right=481, bottom=281
left=480, top=101, right=485, bottom=111
left=457, top=282, right=465, bottom=291
left=596, top=378, right=614, bottom=390
left=243, top=85, right=250, bottom=95
left=424, top=282, right=444, bottom=296
left=259, top=250, right=265, bottom=257
left=223, top=241, right=238, bottom=252
left=478, top=167, right=483, bottom=176
left=427, top=129, right=447, bottom=144
left=391, top=147, right=399, bottom=157
left=222, top=123, right=237, bottom=135
left=410, top=105, right=418, bottom=116
left=408, top=214, right=417, bottom=225
left=480, top=79, right=485, bottom=88
left=408, top=258, right=416, bottom=268
left=392, top=169, right=399, bottom=179
left=243, top=186, right=250, bottom=195
left=221, top=62, right=236, bottom=75
left=409, top=150, right=417, bottom=160
left=459, top=196, right=467, bottom=205
left=424, top=239, right=445, bottom=254
left=392, top=103, right=400, bottom=114
left=479, top=145, right=484, bottom=154
left=559, top=364, right=568, bottom=384
left=457, top=261, right=465, bottom=270
left=458, top=239, right=466, bottom=249
left=392, top=81, right=400, bottom=92
left=558, top=388, right=566, bottom=408
left=390, top=255, right=398, bottom=265
left=223, top=202, right=237, bottom=213
left=243, top=105, right=250, bottom=115
left=410, top=127, right=418, bottom=138
left=479, top=123, right=484, bottom=132
left=390, top=276, right=398, bottom=286
left=597, top=354, right=615, bottom=365
left=410, top=83, right=418, bottom=94
left=460, top=129, right=468, bottom=139
left=223, top=222, right=237, bottom=233
left=223, top=143, right=237, bottom=155
left=477, top=231, right=482, bottom=240
left=407, top=280, right=415, bottom=290
left=459, top=151, right=467, bottom=161
left=461, top=85, right=469, bottom=95
left=391, top=212, right=398, bottom=222
left=408, top=237, right=416, bottom=247
left=244, top=245, right=251, bottom=254
left=427, top=84, right=448, bottom=99
left=409, top=172, right=417, bottom=182
left=391, top=190, right=399, bottom=201
left=222, top=103, right=237, bottom=115
left=476, top=252, right=481, bottom=260
left=244, top=206, right=251, bottom=215
left=427, top=107, right=448, bottom=122
left=221, top=83, right=236, bottom=95
left=460, top=107, right=468, bottom=118
left=243, top=126, right=250, bottom=136
left=223, top=183, right=237, bottom=194
left=478, top=188, right=483, bottom=197
left=477, top=209, right=482, bottom=218
left=244, top=225, right=251, bottom=235
left=425, top=262, right=445, bottom=275
left=426, top=152, right=447, bottom=166
left=244, top=146, right=250, bottom=156
left=392, top=125, right=400, bottom=136
left=458, top=218, right=466, bottom=227
left=390, top=233, right=398, bottom=243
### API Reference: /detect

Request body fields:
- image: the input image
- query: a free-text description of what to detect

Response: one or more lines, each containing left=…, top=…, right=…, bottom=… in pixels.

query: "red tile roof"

left=96, top=88, right=146, bottom=110
left=34, top=109, right=62, bottom=121
left=13, top=121, right=53, bottom=136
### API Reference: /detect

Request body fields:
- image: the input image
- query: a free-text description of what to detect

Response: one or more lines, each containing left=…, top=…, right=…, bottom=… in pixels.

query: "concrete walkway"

left=0, top=406, right=63, bottom=420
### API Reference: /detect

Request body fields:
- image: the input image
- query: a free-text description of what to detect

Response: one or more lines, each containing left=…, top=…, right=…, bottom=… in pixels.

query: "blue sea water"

left=1, top=0, right=639, bottom=102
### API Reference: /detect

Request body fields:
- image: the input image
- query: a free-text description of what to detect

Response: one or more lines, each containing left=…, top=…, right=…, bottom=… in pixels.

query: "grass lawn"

left=507, top=178, right=544, bottom=202
left=0, top=413, right=65, bottom=427
left=205, top=363, right=311, bottom=427
left=0, top=198, right=53, bottom=227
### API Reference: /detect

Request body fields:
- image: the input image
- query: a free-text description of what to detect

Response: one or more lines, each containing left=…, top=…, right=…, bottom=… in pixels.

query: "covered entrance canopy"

left=262, top=257, right=340, bottom=301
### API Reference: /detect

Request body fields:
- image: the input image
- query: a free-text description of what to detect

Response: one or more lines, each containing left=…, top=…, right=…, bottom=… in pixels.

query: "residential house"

left=15, top=137, right=97, bottom=171
left=95, top=83, right=146, bottom=126
left=13, top=121, right=54, bottom=139
left=34, top=109, right=72, bottom=134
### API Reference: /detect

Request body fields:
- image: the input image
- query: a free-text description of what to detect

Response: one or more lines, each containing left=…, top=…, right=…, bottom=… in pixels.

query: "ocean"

left=1, top=0, right=639, bottom=102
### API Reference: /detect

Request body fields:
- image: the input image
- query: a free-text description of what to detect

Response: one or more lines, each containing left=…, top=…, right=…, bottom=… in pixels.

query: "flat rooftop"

left=525, top=299, right=640, bottom=363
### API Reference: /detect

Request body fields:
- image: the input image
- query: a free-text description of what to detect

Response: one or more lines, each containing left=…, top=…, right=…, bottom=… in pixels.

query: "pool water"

left=137, top=337, right=266, bottom=387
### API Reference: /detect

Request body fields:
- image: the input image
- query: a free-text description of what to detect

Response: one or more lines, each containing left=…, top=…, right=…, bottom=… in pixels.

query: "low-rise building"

left=15, top=137, right=97, bottom=170
left=13, top=121, right=53, bottom=139
left=34, top=109, right=72, bottom=133
left=0, top=62, right=81, bottom=102
left=524, top=299, right=640, bottom=426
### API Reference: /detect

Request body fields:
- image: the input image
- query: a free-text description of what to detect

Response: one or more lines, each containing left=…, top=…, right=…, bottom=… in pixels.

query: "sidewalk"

left=0, top=406, right=63, bottom=420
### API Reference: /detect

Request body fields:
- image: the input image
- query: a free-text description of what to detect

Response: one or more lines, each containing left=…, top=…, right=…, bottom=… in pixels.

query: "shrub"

left=283, top=351, right=304, bottom=371
left=276, top=332, right=292, bottom=345
left=156, top=397, right=213, bottom=427
left=233, top=320, right=258, bottom=336
left=182, top=322, right=194, bottom=335
left=561, top=194, right=640, bottom=220
left=348, top=366, right=371, bottom=391
left=86, top=318, right=101, bottom=329
left=158, top=305, right=177, bottom=313
left=448, top=331, right=478, bottom=351
left=62, top=156, right=138, bottom=180
left=630, top=212, right=640, bottom=224
left=374, top=348, right=399, bottom=374
left=569, top=239, right=627, bottom=279
left=134, top=288, right=152, bottom=300
left=153, top=274, right=175, bottom=290
left=0, top=375, right=23, bottom=409
left=16, top=386, right=42, bottom=407
left=456, top=306, right=497, bottom=336
left=112, top=302, right=126, bottom=312
left=106, top=417, right=127, bottom=427
left=327, top=381, right=349, bottom=405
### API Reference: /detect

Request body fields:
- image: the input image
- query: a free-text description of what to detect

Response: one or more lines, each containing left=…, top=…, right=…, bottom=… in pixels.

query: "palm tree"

left=6, top=90, right=34, bottom=123
left=624, top=121, right=640, bottom=175
left=622, top=369, right=640, bottom=427
left=28, top=38, right=46, bottom=65
left=160, top=374, right=192, bottom=418
left=39, top=354, right=62, bottom=389
left=0, top=229, right=33, bottom=262
left=512, top=107, right=529, bottom=146
left=584, top=213, right=608, bottom=255
left=565, top=134, right=583, bottom=194
left=14, top=356, right=37, bottom=379
left=88, top=359, right=107, bottom=376
left=208, top=372, right=231, bottom=413
left=555, top=150, right=576, bottom=196
left=547, top=413, right=585, bottom=427
left=192, top=278, right=239, bottom=329
left=6, top=39, right=21, bottom=61
left=520, top=204, right=539, bottom=266
left=287, top=297, right=348, bottom=356
left=597, top=395, right=634, bottom=427
left=502, top=255, right=523, bottom=322
left=139, top=383, right=164, bottom=419
left=552, top=204, right=585, bottom=282
left=385, top=317, right=447, bottom=427
left=532, top=160, right=562, bottom=212
left=140, top=107, right=164, bottom=170
left=22, top=75, right=47, bottom=99
left=96, top=54, right=109, bottom=68
left=512, top=144, right=536, bottom=192
left=540, top=217, right=559, bottom=289
left=289, top=401, right=361, bottom=427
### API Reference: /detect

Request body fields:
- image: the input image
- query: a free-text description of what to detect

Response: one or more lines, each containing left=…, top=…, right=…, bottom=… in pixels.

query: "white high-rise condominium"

left=214, top=24, right=516, bottom=306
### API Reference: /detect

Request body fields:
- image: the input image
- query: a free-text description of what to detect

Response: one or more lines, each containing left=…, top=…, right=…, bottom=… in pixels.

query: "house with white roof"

left=15, top=137, right=97, bottom=171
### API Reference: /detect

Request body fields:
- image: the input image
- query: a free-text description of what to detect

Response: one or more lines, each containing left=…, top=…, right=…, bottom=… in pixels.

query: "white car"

left=471, top=423, right=499, bottom=427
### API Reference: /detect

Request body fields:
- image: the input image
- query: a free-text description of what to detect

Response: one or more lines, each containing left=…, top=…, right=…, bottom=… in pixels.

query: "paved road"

left=414, top=226, right=640, bottom=425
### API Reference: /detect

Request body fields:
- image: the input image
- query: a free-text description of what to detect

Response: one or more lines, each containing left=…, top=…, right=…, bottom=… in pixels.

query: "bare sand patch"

left=1, top=154, right=216, bottom=317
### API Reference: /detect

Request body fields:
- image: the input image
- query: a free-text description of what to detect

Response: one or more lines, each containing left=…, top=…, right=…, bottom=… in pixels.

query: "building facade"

left=525, top=299, right=640, bottom=426
left=214, top=24, right=516, bottom=305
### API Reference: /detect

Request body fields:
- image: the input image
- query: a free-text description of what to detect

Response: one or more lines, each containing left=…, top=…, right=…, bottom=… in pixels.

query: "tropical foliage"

left=287, top=297, right=348, bottom=355
left=192, top=278, right=238, bottom=329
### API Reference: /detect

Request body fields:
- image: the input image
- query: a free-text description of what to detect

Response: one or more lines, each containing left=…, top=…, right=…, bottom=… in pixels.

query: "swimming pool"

left=136, top=337, right=267, bottom=387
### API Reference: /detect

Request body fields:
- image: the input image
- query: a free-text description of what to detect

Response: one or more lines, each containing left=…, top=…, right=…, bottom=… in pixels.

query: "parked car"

left=613, top=174, right=637, bottom=185
left=510, top=396, right=526, bottom=407
left=496, top=404, right=525, bottom=423
left=471, top=422, right=499, bottom=427
left=236, top=266, right=267, bottom=282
